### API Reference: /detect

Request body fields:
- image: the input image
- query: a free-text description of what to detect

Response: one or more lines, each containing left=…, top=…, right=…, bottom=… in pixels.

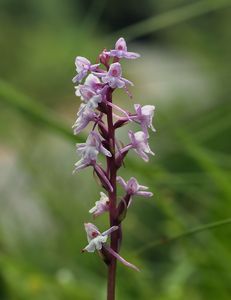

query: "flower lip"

left=112, top=69, right=118, bottom=76
left=91, top=231, right=99, bottom=238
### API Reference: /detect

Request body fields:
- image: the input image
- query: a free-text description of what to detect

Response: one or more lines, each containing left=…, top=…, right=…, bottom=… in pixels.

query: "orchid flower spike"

left=94, top=62, right=133, bottom=89
left=133, top=104, right=156, bottom=134
left=74, top=131, right=111, bottom=172
left=82, top=223, right=140, bottom=271
left=128, top=130, right=154, bottom=162
left=89, top=192, right=110, bottom=217
left=117, top=176, right=153, bottom=204
left=72, top=56, right=99, bottom=83
left=72, top=38, right=155, bottom=278
left=104, top=37, right=140, bottom=59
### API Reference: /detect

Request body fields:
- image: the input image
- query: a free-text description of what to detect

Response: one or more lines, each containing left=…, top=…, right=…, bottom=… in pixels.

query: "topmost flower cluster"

left=72, top=37, right=140, bottom=84
left=72, top=37, right=155, bottom=171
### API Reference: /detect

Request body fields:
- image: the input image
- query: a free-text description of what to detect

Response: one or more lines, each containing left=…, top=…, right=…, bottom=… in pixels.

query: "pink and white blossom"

left=82, top=223, right=139, bottom=271
left=89, top=192, right=109, bottom=217
left=133, top=104, right=155, bottom=133
left=84, top=222, right=101, bottom=243
left=72, top=105, right=97, bottom=135
left=74, top=132, right=111, bottom=172
left=85, top=74, right=102, bottom=91
left=84, top=94, right=102, bottom=111
left=75, top=74, right=102, bottom=101
left=75, top=94, right=102, bottom=122
left=94, top=63, right=133, bottom=89
left=72, top=56, right=99, bottom=83
left=75, top=85, right=94, bottom=101
left=82, top=223, right=118, bottom=252
left=117, top=176, right=153, bottom=201
left=104, top=37, right=140, bottom=59
left=128, top=130, right=154, bottom=162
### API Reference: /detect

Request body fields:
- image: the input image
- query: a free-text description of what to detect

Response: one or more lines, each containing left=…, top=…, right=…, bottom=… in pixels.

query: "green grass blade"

left=0, top=79, right=84, bottom=143
left=112, top=0, right=231, bottom=41
left=135, top=217, right=231, bottom=255
left=162, top=113, right=231, bottom=202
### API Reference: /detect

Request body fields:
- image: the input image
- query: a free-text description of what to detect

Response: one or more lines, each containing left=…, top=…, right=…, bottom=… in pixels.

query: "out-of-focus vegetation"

left=0, top=0, right=231, bottom=299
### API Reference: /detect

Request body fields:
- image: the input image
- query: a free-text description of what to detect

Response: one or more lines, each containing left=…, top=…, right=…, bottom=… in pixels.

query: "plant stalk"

left=106, top=88, right=120, bottom=300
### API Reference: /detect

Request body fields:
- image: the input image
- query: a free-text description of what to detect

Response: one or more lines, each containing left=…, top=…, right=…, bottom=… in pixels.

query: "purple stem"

left=106, top=88, right=120, bottom=300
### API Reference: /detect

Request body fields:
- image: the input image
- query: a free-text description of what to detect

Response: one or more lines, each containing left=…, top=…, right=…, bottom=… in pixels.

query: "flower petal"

left=102, top=226, right=118, bottom=237
left=104, top=245, right=140, bottom=272
left=117, top=176, right=127, bottom=190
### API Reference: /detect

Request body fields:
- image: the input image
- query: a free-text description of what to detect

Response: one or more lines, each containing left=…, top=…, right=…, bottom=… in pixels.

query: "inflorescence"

left=72, top=37, right=155, bottom=271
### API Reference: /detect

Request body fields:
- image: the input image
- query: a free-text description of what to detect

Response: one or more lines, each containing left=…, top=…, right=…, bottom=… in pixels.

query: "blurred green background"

left=0, top=0, right=231, bottom=299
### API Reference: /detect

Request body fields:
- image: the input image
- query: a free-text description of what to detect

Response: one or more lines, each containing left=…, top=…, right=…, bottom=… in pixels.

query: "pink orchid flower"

left=72, top=56, right=99, bottom=83
left=133, top=104, right=156, bottom=134
left=74, top=131, right=111, bottom=172
left=75, top=74, right=102, bottom=101
left=89, top=192, right=110, bottom=217
left=93, top=62, right=133, bottom=89
left=82, top=223, right=139, bottom=271
left=72, top=105, right=97, bottom=135
left=104, top=37, right=140, bottom=59
left=128, top=130, right=154, bottom=162
left=117, top=176, right=153, bottom=202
